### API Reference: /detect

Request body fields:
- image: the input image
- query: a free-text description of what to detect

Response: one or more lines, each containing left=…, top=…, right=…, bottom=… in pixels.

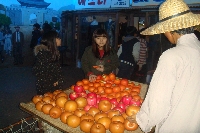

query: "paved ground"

left=0, top=45, right=85, bottom=129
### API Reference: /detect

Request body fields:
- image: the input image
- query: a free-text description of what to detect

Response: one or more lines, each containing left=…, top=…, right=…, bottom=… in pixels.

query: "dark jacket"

left=12, top=31, right=24, bottom=46
left=33, top=45, right=64, bottom=95
left=119, top=36, right=139, bottom=64
left=30, top=30, right=41, bottom=49
left=81, top=46, right=119, bottom=77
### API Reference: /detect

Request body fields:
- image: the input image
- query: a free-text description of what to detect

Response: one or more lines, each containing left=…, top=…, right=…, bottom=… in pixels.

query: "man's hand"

left=96, top=65, right=104, bottom=72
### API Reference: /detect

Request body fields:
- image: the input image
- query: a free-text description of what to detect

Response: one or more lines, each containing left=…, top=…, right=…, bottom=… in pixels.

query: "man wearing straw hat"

left=130, top=0, right=200, bottom=132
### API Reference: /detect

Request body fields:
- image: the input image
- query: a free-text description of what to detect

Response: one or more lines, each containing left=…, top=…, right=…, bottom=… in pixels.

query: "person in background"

left=37, top=22, right=52, bottom=45
left=33, top=30, right=64, bottom=95
left=30, top=23, right=41, bottom=49
left=12, top=26, right=24, bottom=65
left=137, top=28, right=148, bottom=72
left=4, top=30, right=12, bottom=56
left=130, top=0, right=200, bottom=132
left=81, top=28, right=119, bottom=82
left=105, top=17, right=115, bottom=48
left=117, top=26, right=140, bottom=80
left=0, top=29, right=5, bottom=63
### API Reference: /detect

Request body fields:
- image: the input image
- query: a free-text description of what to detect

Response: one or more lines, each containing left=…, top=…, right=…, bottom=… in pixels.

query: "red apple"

left=69, top=92, right=79, bottom=100
left=121, top=95, right=132, bottom=105
left=74, top=85, right=84, bottom=93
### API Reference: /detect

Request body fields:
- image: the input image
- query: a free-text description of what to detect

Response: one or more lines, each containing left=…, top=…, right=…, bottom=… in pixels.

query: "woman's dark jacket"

left=81, top=46, right=119, bottom=77
left=33, top=45, right=64, bottom=95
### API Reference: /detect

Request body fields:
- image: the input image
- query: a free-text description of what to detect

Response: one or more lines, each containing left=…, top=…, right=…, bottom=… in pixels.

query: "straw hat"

left=141, top=0, right=200, bottom=35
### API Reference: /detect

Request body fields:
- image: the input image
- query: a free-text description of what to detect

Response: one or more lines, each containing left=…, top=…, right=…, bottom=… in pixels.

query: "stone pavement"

left=0, top=45, right=85, bottom=129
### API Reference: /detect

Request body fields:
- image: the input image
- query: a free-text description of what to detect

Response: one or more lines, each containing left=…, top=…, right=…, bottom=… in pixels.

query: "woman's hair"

left=40, top=30, right=60, bottom=61
left=171, top=27, right=194, bottom=35
left=92, top=28, right=111, bottom=58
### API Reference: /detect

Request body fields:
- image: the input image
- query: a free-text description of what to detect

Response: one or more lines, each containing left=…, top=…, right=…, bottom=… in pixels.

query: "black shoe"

left=14, top=63, right=18, bottom=65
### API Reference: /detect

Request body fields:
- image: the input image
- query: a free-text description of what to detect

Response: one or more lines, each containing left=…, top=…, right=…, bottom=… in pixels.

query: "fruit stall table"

left=20, top=82, right=148, bottom=133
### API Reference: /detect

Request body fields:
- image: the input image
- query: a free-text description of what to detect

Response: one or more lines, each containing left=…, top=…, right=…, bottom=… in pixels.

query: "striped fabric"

left=138, top=38, right=147, bottom=65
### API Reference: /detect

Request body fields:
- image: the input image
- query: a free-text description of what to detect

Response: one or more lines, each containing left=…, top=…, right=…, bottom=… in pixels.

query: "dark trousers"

left=0, top=45, right=5, bottom=62
left=13, top=43, right=23, bottom=64
left=117, top=62, right=135, bottom=80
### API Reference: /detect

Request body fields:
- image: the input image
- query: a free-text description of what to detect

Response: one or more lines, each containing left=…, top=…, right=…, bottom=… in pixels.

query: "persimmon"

left=124, top=88, right=131, bottom=93
left=126, top=85, right=133, bottom=90
left=105, top=83, right=112, bottom=88
left=101, top=93, right=107, bottom=97
left=114, top=78, right=121, bottom=85
left=120, top=79, right=128, bottom=86
left=119, top=84, right=126, bottom=91
left=134, top=84, right=141, bottom=89
left=105, top=87, right=113, bottom=94
left=93, top=89, right=98, bottom=93
left=88, top=86, right=95, bottom=92
left=132, top=95, right=141, bottom=101
left=76, top=81, right=84, bottom=86
left=121, top=91, right=129, bottom=97
left=130, top=91, right=139, bottom=97
left=95, top=79, right=101, bottom=83
left=102, top=74, right=110, bottom=81
left=132, top=87, right=140, bottom=93
left=70, top=85, right=75, bottom=90
left=115, top=92, right=121, bottom=98
left=128, top=81, right=135, bottom=87
left=109, top=73, right=116, bottom=81
left=83, top=84, right=89, bottom=90
left=82, top=79, right=89, bottom=85
left=107, top=94, right=115, bottom=99
left=112, top=86, right=121, bottom=93
left=97, top=86, right=104, bottom=93
left=100, top=82, right=105, bottom=86
left=94, top=82, right=101, bottom=88
left=88, top=82, right=94, bottom=87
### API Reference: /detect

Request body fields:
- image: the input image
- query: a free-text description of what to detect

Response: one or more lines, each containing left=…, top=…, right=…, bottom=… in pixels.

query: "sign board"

left=76, top=0, right=111, bottom=9
left=132, top=0, right=200, bottom=6
left=111, top=0, right=130, bottom=7
left=75, top=0, right=130, bottom=9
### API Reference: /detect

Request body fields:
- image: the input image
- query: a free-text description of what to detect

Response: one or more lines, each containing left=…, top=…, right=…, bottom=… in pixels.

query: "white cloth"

left=16, top=32, right=20, bottom=42
left=4, top=34, right=12, bottom=52
left=136, top=33, right=200, bottom=133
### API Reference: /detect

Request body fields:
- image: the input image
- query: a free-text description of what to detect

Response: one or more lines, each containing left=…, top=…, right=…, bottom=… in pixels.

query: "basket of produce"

left=20, top=73, right=148, bottom=133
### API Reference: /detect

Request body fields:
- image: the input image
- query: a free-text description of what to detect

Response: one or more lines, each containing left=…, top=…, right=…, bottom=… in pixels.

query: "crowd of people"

left=0, top=22, right=60, bottom=65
